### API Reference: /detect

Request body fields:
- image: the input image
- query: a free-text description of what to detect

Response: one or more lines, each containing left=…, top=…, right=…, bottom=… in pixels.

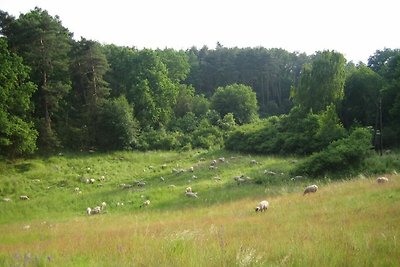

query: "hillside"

left=0, top=150, right=399, bottom=266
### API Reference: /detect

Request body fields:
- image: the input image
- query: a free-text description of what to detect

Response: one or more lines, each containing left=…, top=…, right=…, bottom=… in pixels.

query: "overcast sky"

left=1, top=0, right=399, bottom=63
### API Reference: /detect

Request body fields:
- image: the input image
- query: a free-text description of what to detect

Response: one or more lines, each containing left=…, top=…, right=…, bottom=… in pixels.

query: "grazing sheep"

left=136, top=181, right=146, bottom=187
left=74, top=187, right=80, bottom=192
left=303, top=184, right=318, bottom=195
left=20, top=195, right=29, bottom=200
left=86, top=207, right=100, bottom=215
left=185, top=191, right=198, bottom=198
left=185, top=186, right=192, bottom=193
left=376, top=177, right=389, bottom=184
left=234, top=175, right=251, bottom=185
left=264, top=170, right=277, bottom=175
left=192, top=175, right=198, bottom=180
left=218, top=157, right=225, bottom=163
left=255, top=200, right=269, bottom=212
left=250, top=159, right=258, bottom=165
left=140, top=200, right=150, bottom=208
left=291, top=175, right=304, bottom=181
left=210, top=159, right=217, bottom=166
left=3, top=198, right=11, bottom=202
left=89, top=178, right=96, bottom=184
left=161, top=163, right=167, bottom=169
left=188, top=166, right=194, bottom=172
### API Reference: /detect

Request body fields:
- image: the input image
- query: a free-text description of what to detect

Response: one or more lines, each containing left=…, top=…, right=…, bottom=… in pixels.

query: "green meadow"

left=0, top=150, right=399, bottom=266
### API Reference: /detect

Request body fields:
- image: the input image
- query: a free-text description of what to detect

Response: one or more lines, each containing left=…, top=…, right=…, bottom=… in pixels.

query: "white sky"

left=1, top=0, right=399, bottom=63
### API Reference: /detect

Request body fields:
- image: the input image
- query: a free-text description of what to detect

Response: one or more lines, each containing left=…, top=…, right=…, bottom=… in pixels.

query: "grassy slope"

left=0, top=150, right=399, bottom=266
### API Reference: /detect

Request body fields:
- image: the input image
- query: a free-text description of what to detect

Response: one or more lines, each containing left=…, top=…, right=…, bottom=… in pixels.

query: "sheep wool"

left=303, top=184, right=318, bottom=195
left=255, top=200, right=269, bottom=212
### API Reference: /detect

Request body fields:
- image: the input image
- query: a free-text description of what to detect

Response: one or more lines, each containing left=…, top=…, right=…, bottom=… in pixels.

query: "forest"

left=1, top=8, right=399, bottom=173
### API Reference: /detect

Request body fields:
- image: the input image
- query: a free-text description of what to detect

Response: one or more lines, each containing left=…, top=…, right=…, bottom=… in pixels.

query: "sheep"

left=250, top=159, right=258, bottom=165
left=233, top=175, right=251, bottom=185
left=185, top=186, right=192, bottom=193
left=218, top=157, right=225, bottom=163
left=20, top=195, right=29, bottom=200
left=86, top=202, right=106, bottom=215
left=74, top=187, right=80, bottom=192
left=264, top=170, right=277, bottom=176
left=3, top=198, right=11, bottom=202
left=376, top=177, right=389, bottom=184
left=209, top=165, right=218, bottom=170
left=255, top=200, right=269, bottom=212
left=136, top=181, right=146, bottom=187
left=161, top=163, right=167, bottom=169
left=140, top=200, right=150, bottom=208
left=86, top=207, right=100, bottom=215
left=303, top=184, right=318, bottom=195
left=192, top=175, right=198, bottom=180
left=291, top=175, right=304, bottom=181
left=188, top=166, right=194, bottom=172
left=210, top=159, right=217, bottom=166
left=185, top=191, right=198, bottom=198
left=89, top=178, right=96, bottom=184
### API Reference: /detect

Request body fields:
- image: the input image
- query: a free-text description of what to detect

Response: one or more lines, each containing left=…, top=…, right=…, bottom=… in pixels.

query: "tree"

left=340, top=64, right=383, bottom=128
left=210, top=83, right=259, bottom=124
left=4, top=7, right=72, bottom=149
left=67, top=38, right=110, bottom=147
left=0, top=38, right=38, bottom=157
left=96, top=96, right=139, bottom=150
left=293, top=50, right=346, bottom=113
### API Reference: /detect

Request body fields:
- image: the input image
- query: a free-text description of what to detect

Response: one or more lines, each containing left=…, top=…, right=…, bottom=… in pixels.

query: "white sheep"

left=218, top=157, right=225, bottom=163
left=185, top=191, right=198, bottom=198
left=141, top=200, right=150, bottom=207
left=210, top=159, right=217, bottom=166
left=86, top=206, right=101, bottom=215
left=185, top=186, right=192, bottom=193
left=89, top=178, right=96, bottom=184
left=188, top=166, right=194, bottom=172
left=376, top=177, right=389, bottom=184
left=264, top=170, right=277, bottom=175
left=86, top=202, right=106, bottom=215
left=20, top=195, right=29, bottom=200
left=303, top=184, right=318, bottom=195
left=255, top=200, right=269, bottom=212
left=250, top=159, right=258, bottom=165
left=3, top=198, right=11, bottom=202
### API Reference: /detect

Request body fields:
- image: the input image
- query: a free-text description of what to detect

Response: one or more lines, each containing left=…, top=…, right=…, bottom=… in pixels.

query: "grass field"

left=0, top=150, right=399, bottom=266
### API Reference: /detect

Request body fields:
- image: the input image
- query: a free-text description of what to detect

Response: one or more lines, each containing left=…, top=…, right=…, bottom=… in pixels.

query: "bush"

left=292, top=127, right=373, bottom=177
left=96, top=96, right=139, bottom=150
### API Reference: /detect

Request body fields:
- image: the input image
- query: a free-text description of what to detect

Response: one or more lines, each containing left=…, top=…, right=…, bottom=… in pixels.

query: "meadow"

left=0, top=150, right=399, bottom=266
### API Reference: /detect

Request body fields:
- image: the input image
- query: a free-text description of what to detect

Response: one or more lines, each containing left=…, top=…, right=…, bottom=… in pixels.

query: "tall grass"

left=0, top=150, right=399, bottom=266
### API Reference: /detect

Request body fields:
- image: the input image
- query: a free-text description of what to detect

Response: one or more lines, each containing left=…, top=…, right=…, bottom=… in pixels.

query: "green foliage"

left=191, top=119, right=223, bottom=149
left=226, top=105, right=346, bottom=155
left=95, top=96, right=139, bottom=150
left=211, top=83, right=259, bottom=124
left=340, top=63, right=383, bottom=128
left=0, top=38, right=38, bottom=157
left=293, top=50, right=346, bottom=113
left=293, top=127, right=373, bottom=177
left=136, top=129, right=188, bottom=151
left=4, top=7, right=73, bottom=150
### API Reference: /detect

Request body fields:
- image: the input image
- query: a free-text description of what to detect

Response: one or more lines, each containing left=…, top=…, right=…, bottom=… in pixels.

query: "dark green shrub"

left=293, top=127, right=373, bottom=177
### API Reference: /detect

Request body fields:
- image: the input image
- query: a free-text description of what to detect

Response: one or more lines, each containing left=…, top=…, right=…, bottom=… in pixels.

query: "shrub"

left=292, top=127, right=373, bottom=177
